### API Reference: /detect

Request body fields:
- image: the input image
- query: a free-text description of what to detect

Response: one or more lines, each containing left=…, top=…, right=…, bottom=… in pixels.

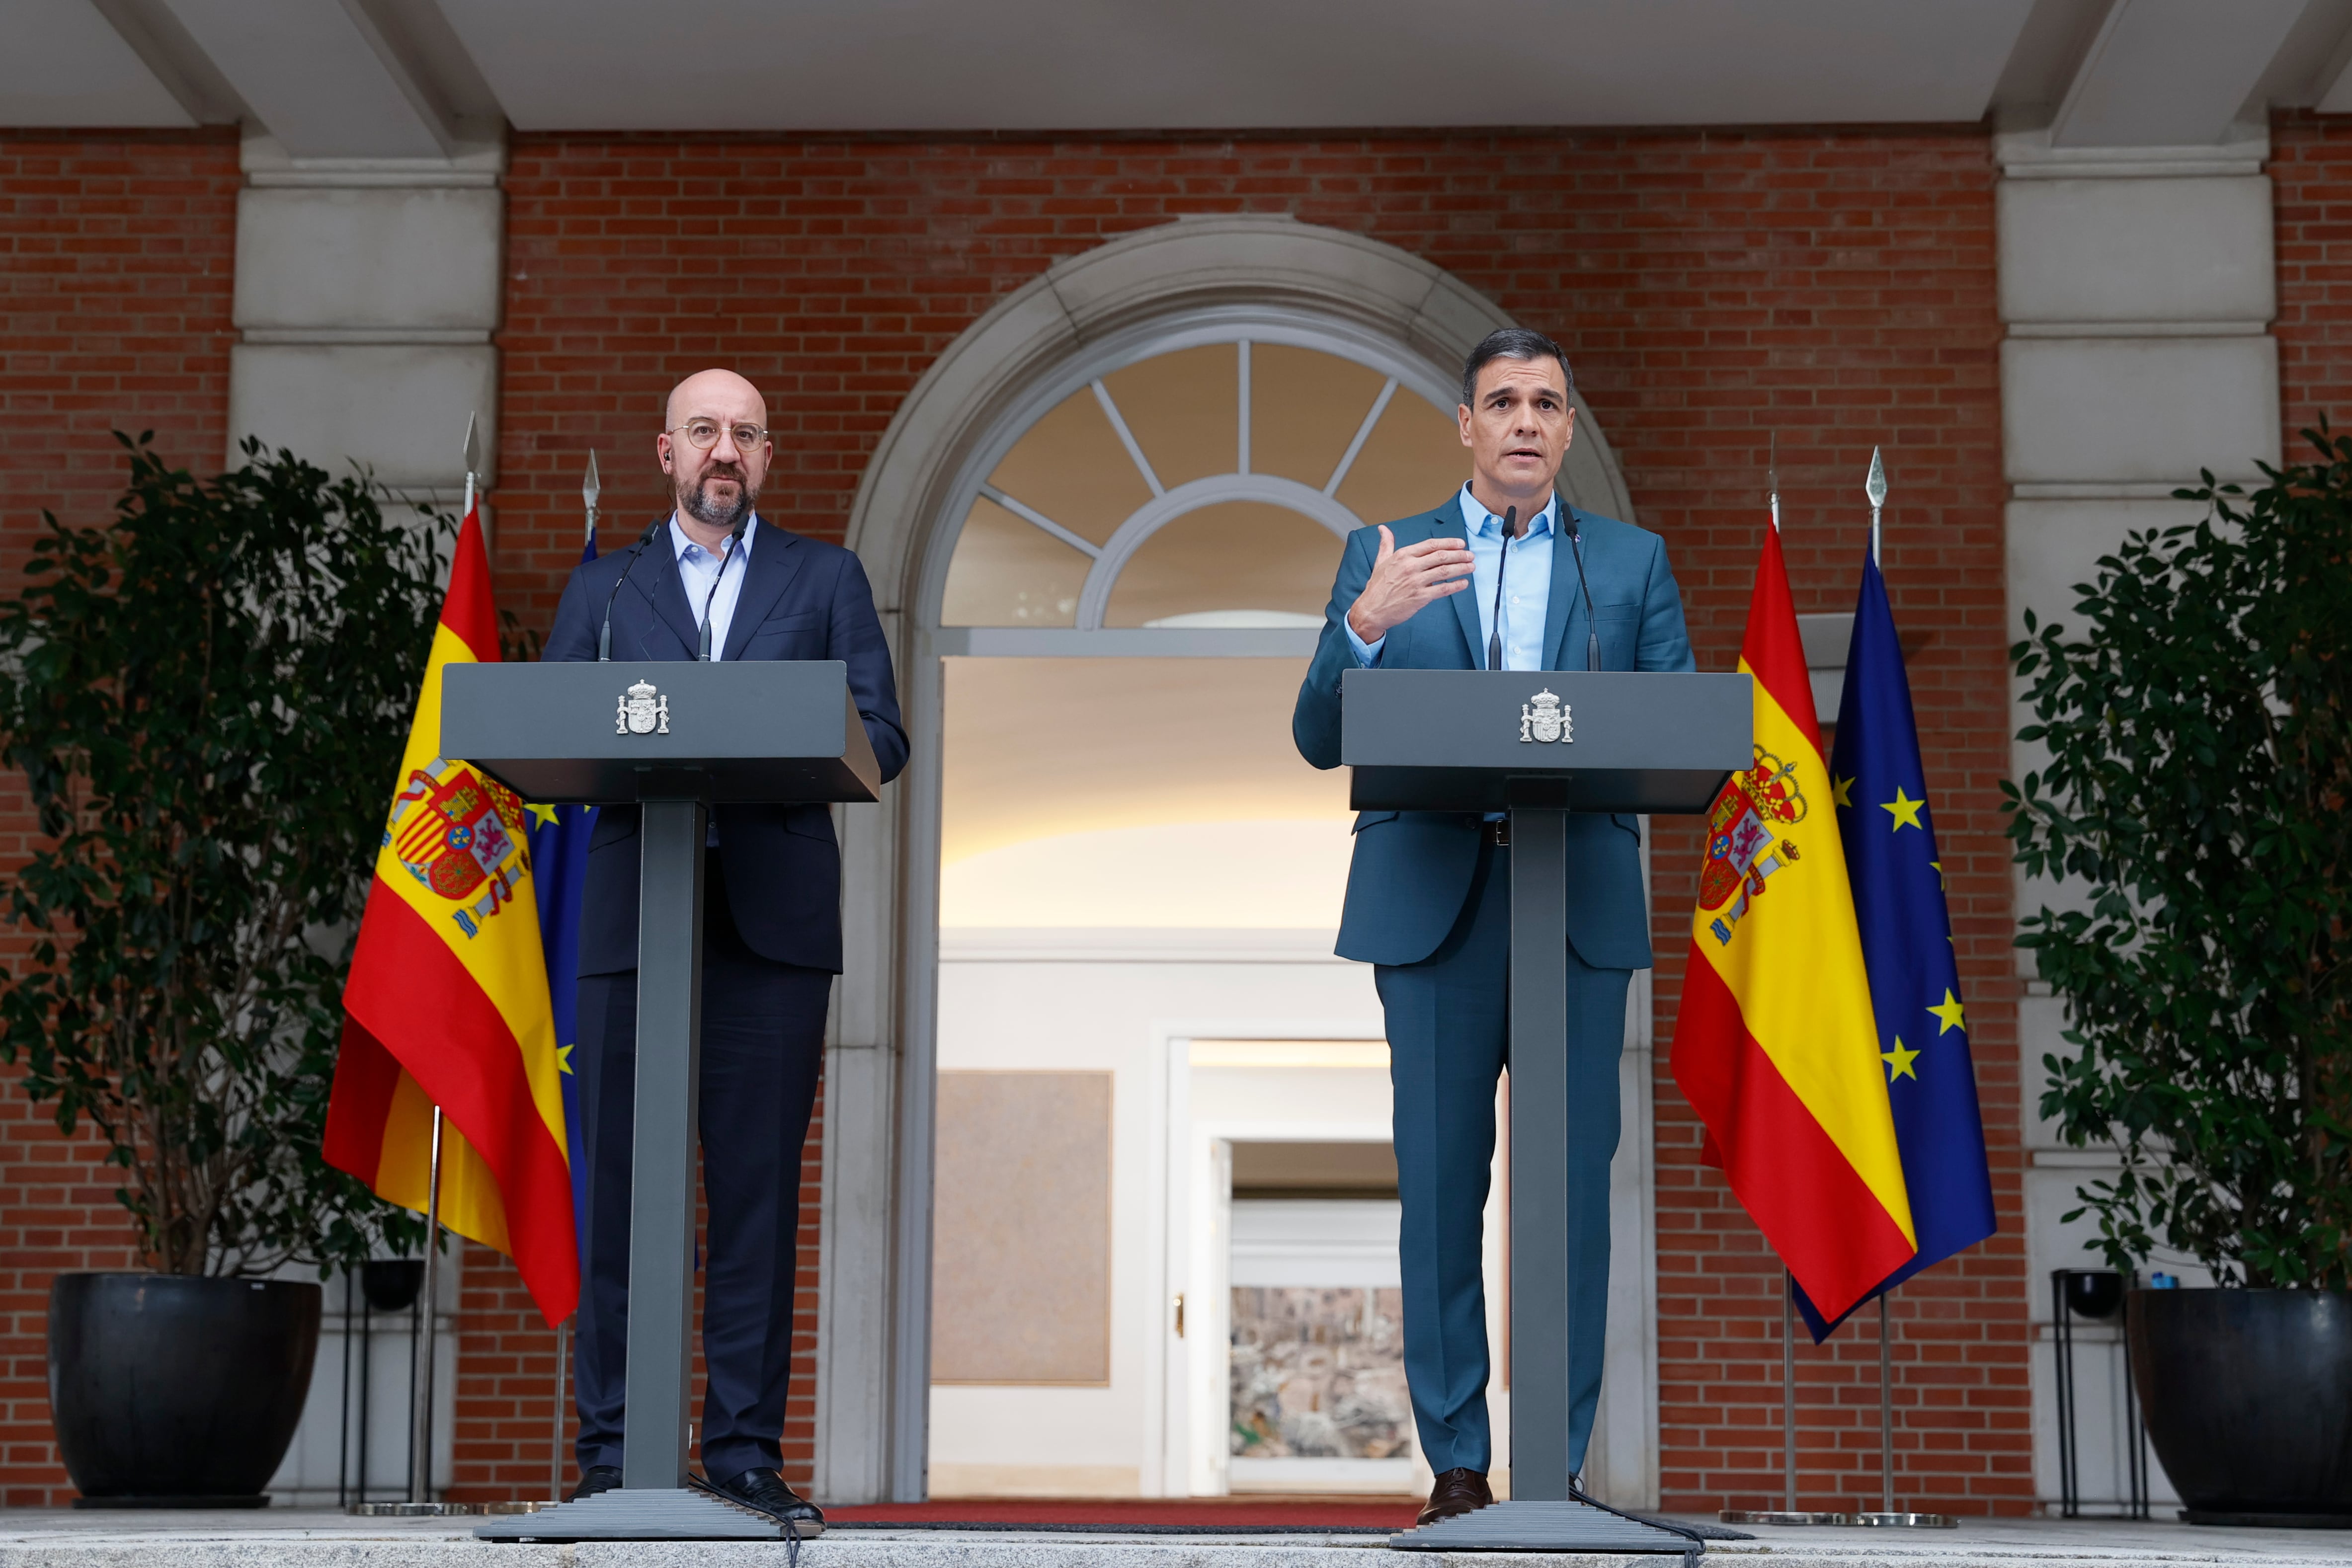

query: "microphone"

left=1485, top=504, right=1518, bottom=671
left=695, top=518, right=751, bottom=660
left=1565, top=502, right=1600, bottom=672
left=597, top=521, right=666, bottom=661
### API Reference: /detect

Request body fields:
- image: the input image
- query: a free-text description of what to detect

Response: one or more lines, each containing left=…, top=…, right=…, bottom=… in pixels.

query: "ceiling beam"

left=152, top=0, right=458, bottom=158
left=2050, top=0, right=2307, bottom=146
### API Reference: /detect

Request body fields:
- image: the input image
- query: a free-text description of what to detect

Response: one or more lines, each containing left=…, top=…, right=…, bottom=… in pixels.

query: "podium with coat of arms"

left=440, top=659, right=879, bottom=1543
left=1342, top=667, right=1750, bottom=1555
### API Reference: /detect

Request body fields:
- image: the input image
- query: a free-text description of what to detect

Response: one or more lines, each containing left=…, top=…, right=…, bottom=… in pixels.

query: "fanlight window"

left=939, top=339, right=1467, bottom=629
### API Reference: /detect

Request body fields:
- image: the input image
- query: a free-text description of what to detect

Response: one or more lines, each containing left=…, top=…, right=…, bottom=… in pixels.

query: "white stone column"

left=230, top=130, right=505, bottom=1500
left=228, top=131, right=502, bottom=531
left=1997, top=126, right=2276, bottom=1508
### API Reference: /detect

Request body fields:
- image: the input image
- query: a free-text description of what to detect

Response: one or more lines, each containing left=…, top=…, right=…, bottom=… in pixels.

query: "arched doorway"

left=823, top=218, right=1656, bottom=1507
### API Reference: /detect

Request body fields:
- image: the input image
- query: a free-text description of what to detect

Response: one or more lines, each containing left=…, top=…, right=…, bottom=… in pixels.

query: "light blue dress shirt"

left=1345, top=485, right=1557, bottom=670
left=670, top=514, right=756, bottom=843
left=671, top=513, right=756, bottom=662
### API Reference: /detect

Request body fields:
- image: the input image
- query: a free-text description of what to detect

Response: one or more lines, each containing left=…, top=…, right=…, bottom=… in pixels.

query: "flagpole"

left=1783, top=1269, right=1797, bottom=1512
left=411, top=1106, right=444, bottom=1505
left=406, top=411, right=475, bottom=1514
left=1769, top=433, right=1781, bottom=536
left=1879, top=1289, right=1895, bottom=1512
left=553, top=1317, right=570, bottom=1501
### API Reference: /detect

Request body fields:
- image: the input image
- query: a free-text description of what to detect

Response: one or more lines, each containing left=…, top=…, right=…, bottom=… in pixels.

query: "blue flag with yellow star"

left=526, top=535, right=600, bottom=1262
left=1796, top=548, right=1996, bottom=1340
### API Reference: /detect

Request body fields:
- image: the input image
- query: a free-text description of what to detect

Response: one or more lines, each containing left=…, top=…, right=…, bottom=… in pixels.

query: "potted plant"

left=0, top=438, right=445, bottom=1504
left=2006, top=423, right=2352, bottom=1525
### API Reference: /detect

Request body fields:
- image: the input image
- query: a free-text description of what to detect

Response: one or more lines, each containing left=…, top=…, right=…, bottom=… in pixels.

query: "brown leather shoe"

left=1416, top=1466, right=1493, bottom=1527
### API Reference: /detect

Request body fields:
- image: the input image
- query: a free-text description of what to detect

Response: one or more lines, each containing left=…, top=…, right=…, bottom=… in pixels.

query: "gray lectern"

left=1350, top=670, right=1750, bottom=1556
left=446, top=661, right=880, bottom=1543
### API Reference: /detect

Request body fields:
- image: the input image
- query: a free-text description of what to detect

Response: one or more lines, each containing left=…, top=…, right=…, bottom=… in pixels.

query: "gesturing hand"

left=1346, top=526, right=1473, bottom=644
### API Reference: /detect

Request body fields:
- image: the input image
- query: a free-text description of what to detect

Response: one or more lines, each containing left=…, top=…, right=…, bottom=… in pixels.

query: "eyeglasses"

left=668, top=420, right=769, bottom=451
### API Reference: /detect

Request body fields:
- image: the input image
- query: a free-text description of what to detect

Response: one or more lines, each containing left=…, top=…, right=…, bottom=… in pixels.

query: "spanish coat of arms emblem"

left=1698, top=745, right=1809, bottom=945
left=1518, top=689, right=1571, bottom=744
left=617, top=679, right=670, bottom=735
left=387, top=758, right=531, bottom=936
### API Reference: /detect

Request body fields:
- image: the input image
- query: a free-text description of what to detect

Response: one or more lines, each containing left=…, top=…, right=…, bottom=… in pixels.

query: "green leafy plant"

left=2005, top=423, right=2352, bottom=1288
left=0, top=436, right=449, bottom=1275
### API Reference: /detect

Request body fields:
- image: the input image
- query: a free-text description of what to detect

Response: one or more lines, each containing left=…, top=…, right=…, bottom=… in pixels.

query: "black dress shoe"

left=710, top=1466, right=825, bottom=1533
left=566, top=1465, right=622, bottom=1503
left=1416, top=1466, right=1494, bottom=1527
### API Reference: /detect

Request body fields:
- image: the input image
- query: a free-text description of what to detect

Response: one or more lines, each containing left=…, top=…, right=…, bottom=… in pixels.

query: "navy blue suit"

left=1294, top=494, right=1693, bottom=1477
left=543, top=516, right=907, bottom=1484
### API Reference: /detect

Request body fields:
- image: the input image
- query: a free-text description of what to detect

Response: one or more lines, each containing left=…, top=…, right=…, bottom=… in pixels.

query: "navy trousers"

left=572, top=851, right=829, bottom=1484
left=1376, top=837, right=1630, bottom=1477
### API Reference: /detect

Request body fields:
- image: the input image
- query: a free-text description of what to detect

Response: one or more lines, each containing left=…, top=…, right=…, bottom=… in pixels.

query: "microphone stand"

left=695, top=520, right=750, bottom=661
left=1566, top=504, right=1600, bottom=673
left=1486, top=505, right=1519, bottom=670
left=597, top=522, right=666, bottom=661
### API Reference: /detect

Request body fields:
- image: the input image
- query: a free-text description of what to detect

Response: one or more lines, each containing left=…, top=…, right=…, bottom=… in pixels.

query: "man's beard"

left=679, top=465, right=756, bottom=530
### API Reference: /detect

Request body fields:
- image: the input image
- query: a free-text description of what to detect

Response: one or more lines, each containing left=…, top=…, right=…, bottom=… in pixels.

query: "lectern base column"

left=621, top=798, right=706, bottom=1493
left=1508, top=806, right=1575, bottom=1498
left=476, top=1487, right=800, bottom=1541
left=1389, top=1498, right=1703, bottom=1555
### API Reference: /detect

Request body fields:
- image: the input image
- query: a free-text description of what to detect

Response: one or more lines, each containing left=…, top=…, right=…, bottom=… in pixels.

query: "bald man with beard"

left=543, top=369, right=907, bottom=1528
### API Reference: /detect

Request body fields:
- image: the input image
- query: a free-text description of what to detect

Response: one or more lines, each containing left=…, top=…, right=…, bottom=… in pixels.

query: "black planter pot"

left=2129, top=1287, right=2352, bottom=1526
left=48, top=1272, right=322, bottom=1506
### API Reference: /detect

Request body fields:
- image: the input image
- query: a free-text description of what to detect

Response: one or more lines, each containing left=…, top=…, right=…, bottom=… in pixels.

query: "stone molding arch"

left=844, top=215, right=1637, bottom=616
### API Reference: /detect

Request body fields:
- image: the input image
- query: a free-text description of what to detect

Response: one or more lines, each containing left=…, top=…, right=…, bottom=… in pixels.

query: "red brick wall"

left=0, top=129, right=241, bottom=1505
left=2273, top=113, right=2352, bottom=453
left=0, top=124, right=2026, bottom=1512
left=485, top=128, right=2028, bottom=1513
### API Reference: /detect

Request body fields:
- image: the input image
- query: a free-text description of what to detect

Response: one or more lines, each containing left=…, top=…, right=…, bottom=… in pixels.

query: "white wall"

left=927, top=927, right=1381, bottom=1497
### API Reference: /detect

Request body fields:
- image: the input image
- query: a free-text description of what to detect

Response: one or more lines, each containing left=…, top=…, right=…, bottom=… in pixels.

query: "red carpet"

left=825, top=1496, right=1420, bottom=1529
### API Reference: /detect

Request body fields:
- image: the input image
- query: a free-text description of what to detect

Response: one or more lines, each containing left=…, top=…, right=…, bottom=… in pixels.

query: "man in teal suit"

left=1294, top=328, right=1695, bottom=1526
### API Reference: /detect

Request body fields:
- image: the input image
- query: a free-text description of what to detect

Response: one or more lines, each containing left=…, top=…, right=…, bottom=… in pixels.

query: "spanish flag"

left=324, top=503, right=578, bottom=1327
left=1669, top=521, right=1915, bottom=1321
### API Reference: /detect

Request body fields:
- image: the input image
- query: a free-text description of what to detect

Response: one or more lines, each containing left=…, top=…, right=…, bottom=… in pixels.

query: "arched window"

left=930, top=320, right=1467, bottom=649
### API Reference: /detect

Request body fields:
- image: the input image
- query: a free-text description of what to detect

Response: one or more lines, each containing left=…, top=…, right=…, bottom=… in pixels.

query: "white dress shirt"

left=670, top=513, right=756, bottom=662
left=670, top=514, right=756, bottom=844
left=1346, top=485, right=1558, bottom=669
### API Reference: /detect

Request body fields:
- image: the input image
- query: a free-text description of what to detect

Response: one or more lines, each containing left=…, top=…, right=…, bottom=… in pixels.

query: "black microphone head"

left=1502, top=504, right=1518, bottom=540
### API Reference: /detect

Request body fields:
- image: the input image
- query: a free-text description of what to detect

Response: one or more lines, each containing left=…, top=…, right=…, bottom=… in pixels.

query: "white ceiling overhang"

left=444, top=0, right=2037, bottom=134
left=6, top=0, right=2352, bottom=157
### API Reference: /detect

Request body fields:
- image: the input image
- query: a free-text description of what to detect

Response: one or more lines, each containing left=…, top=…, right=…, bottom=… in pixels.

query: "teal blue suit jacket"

left=1293, top=495, right=1697, bottom=969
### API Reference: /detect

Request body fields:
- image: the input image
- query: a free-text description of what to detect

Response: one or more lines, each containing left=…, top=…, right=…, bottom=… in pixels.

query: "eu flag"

left=1796, top=549, right=1996, bottom=1340
left=526, top=534, right=601, bottom=1257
